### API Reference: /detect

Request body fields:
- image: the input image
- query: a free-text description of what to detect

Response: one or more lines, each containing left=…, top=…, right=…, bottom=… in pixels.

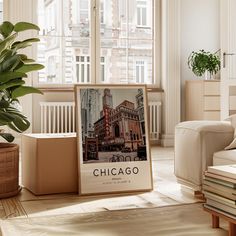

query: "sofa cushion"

left=224, top=114, right=236, bottom=129
left=225, top=137, right=236, bottom=150
left=213, top=149, right=236, bottom=166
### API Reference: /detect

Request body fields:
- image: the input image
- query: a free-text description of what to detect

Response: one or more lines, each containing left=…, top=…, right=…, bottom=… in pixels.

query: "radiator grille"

left=148, top=101, right=161, bottom=141
left=40, top=102, right=75, bottom=133
left=40, top=101, right=161, bottom=141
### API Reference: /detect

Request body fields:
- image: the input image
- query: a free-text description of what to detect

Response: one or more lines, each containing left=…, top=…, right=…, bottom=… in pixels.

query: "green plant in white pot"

left=188, top=49, right=220, bottom=79
left=0, top=21, right=44, bottom=198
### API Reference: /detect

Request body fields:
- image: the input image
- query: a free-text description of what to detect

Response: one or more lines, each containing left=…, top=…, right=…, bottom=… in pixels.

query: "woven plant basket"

left=0, top=143, right=21, bottom=198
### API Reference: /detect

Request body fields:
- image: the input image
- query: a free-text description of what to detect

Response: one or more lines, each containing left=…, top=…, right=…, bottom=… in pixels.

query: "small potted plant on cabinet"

left=0, top=21, right=44, bottom=198
left=188, top=49, right=220, bottom=80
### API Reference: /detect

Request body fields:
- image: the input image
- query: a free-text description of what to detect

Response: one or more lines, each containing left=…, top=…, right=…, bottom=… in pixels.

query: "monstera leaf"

left=0, top=21, right=44, bottom=142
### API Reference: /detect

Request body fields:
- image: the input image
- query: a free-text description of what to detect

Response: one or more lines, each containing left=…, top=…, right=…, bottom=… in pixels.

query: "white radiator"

left=149, top=101, right=162, bottom=141
left=40, top=102, right=76, bottom=133
left=40, top=101, right=162, bottom=141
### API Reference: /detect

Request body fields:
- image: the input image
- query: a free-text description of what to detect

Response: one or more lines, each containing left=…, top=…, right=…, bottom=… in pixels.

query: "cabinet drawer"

left=229, top=96, right=236, bottom=110
left=204, top=96, right=220, bottom=110
left=204, top=81, right=220, bottom=95
left=204, top=111, right=220, bottom=120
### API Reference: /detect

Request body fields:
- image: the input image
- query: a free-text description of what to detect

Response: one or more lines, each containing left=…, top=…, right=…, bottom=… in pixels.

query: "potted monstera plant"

left=0, top=21, right=44, bottom=198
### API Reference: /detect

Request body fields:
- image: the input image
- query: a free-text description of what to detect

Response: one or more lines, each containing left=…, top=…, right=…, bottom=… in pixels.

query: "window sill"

left=36, top=84, right=164, bottom=93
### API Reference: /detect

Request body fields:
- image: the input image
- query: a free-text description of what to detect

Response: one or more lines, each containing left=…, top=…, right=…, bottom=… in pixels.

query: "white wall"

left=180, top=0, right=220, bottom=120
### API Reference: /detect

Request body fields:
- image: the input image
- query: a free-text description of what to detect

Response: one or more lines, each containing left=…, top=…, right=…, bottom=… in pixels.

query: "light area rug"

left=15, top=159, right=202, bottom=218
left=0, top=203, right=228, bottom=236
left=16, top=179, right=202, bottom=218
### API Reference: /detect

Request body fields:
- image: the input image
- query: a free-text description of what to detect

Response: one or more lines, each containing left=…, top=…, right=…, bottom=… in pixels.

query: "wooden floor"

left=0, top=147, right=229, bottom=236
left=0, top=147, right=202, bottom=219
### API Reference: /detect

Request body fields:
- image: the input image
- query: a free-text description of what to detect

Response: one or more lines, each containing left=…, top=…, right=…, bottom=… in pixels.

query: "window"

left=37, top=0, right=155, bottom=85
left=100, top=0, right=105, bottom=24
left=46, top=1, right=56, bottom=33
left=78, top=0, right=89, bottom=25
left=100, top=57, right=105, bottom=82
left=76, top=56, right=90, bottom=83
left=135, top=60, right=147, bottom=83
left=76, top=56, right=105, bottom=83
left=137, top=0, right=147, bottom=26
left=47, top=56, right=57, bottom=82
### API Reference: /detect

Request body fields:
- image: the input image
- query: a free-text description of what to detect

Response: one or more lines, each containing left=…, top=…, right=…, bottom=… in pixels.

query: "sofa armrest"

left=175, top=120, right=234, bottom=188
left=176, top=120, right=234, bottom=165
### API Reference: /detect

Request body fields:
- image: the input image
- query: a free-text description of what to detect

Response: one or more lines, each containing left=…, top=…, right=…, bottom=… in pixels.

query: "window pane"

left=81, top=64, right=85, bottom=83
left=87, top=64, right=90, bottom=82
left=101, top=65, right=105, bottom=82
left=37, top=0, right=154, bottom=85
left=99, top=0, right=153, bottom=84
left=76, top=64, right=80, bottom=82
left=137, top=9, right=141, bottom=26
left=37, top=0, right=91, bottom=84
left=136, top=65, right=139, bottom=83
left=130, top=0, right=152, bottom=39
left=142, top=8, right=147, bottom=25
left=130, top=39, right=152, bottom=84
left=100, top=39, right=128, bottom=83
left=141, top=65, right=145, bottom=83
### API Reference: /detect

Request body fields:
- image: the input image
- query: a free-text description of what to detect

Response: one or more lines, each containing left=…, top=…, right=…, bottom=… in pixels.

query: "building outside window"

left=46, top=1, right=56, bottom=33
left=137, top=0, right=147, bottom=26
left=76, top=56, right=90, bottom=83
left=135, top=60, right=147, bottom=83
left=78, top=0, right=89, bottom=24
left=100, top=0, right=105, bottom=24
left=47, top=55, right=57, bottom=82
left=37, top=0, right=155, bottom=85
left=76, top=56, right=105, bottom=83
left=100, top=57, right=106, bottom=82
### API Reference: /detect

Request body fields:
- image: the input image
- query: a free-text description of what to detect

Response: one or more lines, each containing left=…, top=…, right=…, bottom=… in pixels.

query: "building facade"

left=94, top=89, right=143, bottom=151
left=38, top=0, right=153, bottom=84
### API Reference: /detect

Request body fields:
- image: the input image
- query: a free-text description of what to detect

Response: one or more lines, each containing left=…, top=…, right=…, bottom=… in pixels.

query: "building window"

left=76, top=56, right=105, bottom=83
left=100, top=57, right=105, bottom=82
left=100, top=0, right=105, bottom=24
left=135, top=60, right=147, bottom=83
left=79, top=0, right=89, bottom=24
left=37, top=0, right=156, bottom=85
left=76, top=56, right=90, bottom=83
left=47, top=56, right=57, bottom=83
left=137, top=0, right=147, bottom=27
left=46, top=1, right=56, bottom=33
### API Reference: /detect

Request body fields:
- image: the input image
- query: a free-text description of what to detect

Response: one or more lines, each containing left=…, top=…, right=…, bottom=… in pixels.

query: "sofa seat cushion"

left=213, top=150, right=236, bottom=166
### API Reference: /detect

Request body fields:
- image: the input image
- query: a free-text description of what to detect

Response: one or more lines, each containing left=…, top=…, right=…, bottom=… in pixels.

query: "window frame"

left=32, top=0, right=161, bottom=89
left=136, top=0, right=148, bottom=27
left=135, top=60, right=147, bottom=84
left=75, top=56, right=90, bottom=83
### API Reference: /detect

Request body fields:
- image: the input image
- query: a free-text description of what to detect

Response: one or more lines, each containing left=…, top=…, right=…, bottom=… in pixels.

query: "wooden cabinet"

left=185, top=80, right=220, bottom=121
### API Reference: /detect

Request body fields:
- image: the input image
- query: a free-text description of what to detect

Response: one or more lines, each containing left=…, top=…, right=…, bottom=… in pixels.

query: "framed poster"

left=74, top=84, right=153, bottom=195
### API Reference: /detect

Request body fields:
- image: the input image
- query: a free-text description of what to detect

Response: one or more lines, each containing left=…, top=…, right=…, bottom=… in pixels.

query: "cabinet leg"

left=229, top=222, right=236, bottom=236
left=212, top=214, right=219, bottom=228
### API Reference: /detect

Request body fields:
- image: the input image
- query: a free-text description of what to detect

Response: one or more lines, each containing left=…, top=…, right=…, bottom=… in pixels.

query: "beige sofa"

left=174, top=119, right=235, bottom=190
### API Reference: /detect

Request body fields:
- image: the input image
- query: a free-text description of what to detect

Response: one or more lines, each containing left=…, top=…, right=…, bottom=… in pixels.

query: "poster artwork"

left=75, top=85, right=152, bottom=195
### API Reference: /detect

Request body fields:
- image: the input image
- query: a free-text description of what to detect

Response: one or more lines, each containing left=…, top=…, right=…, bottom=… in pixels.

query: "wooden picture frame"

left=74, top=84, right=153, bottom=195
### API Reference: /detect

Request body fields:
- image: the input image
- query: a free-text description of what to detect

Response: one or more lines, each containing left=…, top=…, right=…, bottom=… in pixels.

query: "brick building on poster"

left=94, top=89, right=144, bottom=151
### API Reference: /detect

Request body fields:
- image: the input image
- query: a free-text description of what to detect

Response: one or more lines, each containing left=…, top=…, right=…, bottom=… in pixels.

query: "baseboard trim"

left=150, top=139, right=161, bottom=146
left=161, top=134, right=174, bottom=147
